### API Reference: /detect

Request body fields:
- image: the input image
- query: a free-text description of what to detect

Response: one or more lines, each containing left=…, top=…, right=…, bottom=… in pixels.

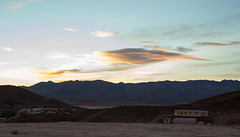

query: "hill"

left=189, top=89, right=240, bottom=114
left=0, top=85, right=76, bottom=110
left=4, top=87, right=240, bottom=123
left=23, top=80, right=240, bottom=104
left=86, top=89, right=240, bottom=122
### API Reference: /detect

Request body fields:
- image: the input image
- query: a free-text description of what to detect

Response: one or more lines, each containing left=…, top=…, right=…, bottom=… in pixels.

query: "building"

left=18, top=108, right=42, bottom=115
left=174, top=110, right=208, bottom=117
left=31, top=108, right=41, bottom=114
left=173, top=118, right=196, bottom=124
left=41, top=108, right=63, bottom=114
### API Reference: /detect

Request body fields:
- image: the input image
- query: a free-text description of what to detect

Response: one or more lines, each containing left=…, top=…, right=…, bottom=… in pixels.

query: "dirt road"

left=0, top=122, right=239, bottom=137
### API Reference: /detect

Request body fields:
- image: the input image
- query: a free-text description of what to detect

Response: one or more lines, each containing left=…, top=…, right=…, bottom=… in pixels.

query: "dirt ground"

left=0, top=122, right=239, bottom=137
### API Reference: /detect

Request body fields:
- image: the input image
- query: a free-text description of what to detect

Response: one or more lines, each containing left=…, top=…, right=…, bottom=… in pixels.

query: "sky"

left=0, top=0, right=240, bottom=86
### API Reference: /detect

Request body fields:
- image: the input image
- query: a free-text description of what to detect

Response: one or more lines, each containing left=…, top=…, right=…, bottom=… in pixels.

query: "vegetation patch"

left=11, top=130, right=19, bottom=135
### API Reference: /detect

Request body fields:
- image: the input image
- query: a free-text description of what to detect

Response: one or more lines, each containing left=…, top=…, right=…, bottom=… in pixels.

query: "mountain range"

left=1, top=85, right=240, bottom=123
left=23, top=80, right=240, bottom=104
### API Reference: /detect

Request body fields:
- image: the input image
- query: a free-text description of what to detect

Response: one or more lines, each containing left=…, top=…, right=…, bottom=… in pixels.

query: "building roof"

left=175, top=109, right=208, bottom=113
left=42, top=108, right=63, bottom=111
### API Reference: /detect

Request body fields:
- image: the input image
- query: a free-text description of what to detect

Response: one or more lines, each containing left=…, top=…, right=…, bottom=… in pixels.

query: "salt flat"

left=0, top=122, right=239, bottom=137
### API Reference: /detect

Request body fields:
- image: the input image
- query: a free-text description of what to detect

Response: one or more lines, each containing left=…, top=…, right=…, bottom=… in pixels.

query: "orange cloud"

left=34, top=68, right=81, bottom=77
left=91, top=31, right=117, bottom=38
left=33, top=48, right=207, bottom=79
left=148, top=46, right=170, bottom=51
left=140, top=41, right=156, bottom=45
left=99, top=48, right=208, bottom=65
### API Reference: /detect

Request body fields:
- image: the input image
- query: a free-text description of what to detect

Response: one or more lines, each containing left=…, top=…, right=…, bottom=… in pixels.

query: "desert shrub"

left=11, top=130, right=18, bottom=135
left=18, top=111, right=28, bottom=118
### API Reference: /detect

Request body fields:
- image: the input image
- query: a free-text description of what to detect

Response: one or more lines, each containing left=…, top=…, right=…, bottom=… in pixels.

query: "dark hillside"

left=190, top=89, right=240, bottom=114
left=89, top=90, right=240, bottom=122
left=0, top=85, right=76, bottom=110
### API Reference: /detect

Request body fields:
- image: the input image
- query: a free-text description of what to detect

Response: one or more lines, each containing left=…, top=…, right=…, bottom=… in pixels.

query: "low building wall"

left=174, top=118, right=196, bottom=124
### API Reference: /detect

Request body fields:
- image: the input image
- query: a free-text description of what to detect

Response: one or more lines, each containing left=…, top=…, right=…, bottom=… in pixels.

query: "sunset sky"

left=1, top=0, right=240, bottom=86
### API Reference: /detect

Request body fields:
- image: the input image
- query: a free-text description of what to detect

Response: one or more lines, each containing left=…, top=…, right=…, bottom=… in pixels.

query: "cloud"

left=195, top=41, right=240, bottom=46
left=149, top=46, right=194, bottom=53
left=175, top=47, right=195, bottom=53
left=62, top=28, right=78, bottom=32
left=119, top=25, right=196, bottom=42
left=148, top=46, right=170, bottom=52
left=2, top=47, right=13, bottom=51
left=33, top=47, right=207, bottom=78
left=34, top=68, right=81, bottom=76
left=119, top=13, right=240, bottom=43
left=91, top=31, right=117, bottom=38
left=140, top=41, right=156, bottom=45
left=125, top=15, right=136, bottom=18
left=1, top=0, right=43, bottom=13
left=99, top=47, right=208, bottom=65
left=0, top=62, right=10, bottom=65
left=49, top=52, right=69, bottom=59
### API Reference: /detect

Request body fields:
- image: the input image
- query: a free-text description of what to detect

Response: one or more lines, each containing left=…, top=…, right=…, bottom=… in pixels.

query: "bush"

left=11, top=130, right=18, bottom=135
left=18, top=111, right=28, bottom=118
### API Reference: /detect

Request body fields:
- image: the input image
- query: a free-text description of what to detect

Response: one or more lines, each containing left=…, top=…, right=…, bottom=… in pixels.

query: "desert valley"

left=1, top=0, right=240, bottom=136
left=0, top=80, right=240, bottom=136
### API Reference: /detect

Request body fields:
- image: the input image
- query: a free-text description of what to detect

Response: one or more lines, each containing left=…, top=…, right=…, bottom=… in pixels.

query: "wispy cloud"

left=148, top=46, right=170, bottom=52
left=140, top=41, right=156, bottom=45
left=0, top=62, right=10, bottom=65
left=99, top=47, right=208, bottom=65
left=195, top=41, right=240, bottom=46
left=1, top=0, right=43, bottom=13
left=33, top=47, right=208, bottom=79
left=175, top=47, right=195, bottom=53
left=148, top=46, right=194, bottom=53
left=91, top=31, right=118, bottom=38
left=125, top=15, right=136, bottom=18
left=119, top=13, right=240, bottom=43
left=2, top=47, right=13, bottom=51
left=62, top=28, right=78, bottom=32
left=34, top=68, right=81, bottom=77
left=119, top=25, right=196, bottom=42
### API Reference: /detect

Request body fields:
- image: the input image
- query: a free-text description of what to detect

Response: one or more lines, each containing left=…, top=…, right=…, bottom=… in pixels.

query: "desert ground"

left=0, top=122, right=239, bottom=137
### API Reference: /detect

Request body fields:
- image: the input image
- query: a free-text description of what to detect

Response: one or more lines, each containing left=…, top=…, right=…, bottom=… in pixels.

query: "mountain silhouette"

left=23, top=80, right=240, bottom=104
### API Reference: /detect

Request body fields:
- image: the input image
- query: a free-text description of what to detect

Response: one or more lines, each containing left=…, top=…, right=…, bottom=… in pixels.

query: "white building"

left=31, top=108, right=41, bottom=114
left=174, top=109, right=208, bottom=117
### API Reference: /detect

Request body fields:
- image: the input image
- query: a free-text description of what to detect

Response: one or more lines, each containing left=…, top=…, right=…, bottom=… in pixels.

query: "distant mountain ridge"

left=22, top=80, right=240, bottom=104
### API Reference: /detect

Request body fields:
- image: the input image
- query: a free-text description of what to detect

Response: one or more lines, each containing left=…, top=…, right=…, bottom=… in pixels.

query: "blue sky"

left=0, top=0, right=240, bottom=85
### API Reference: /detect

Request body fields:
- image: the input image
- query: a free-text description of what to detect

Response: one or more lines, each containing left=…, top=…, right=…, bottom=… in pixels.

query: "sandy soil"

left=0, top=122, right=239, bottom=137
